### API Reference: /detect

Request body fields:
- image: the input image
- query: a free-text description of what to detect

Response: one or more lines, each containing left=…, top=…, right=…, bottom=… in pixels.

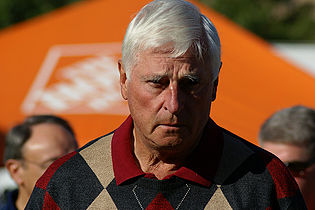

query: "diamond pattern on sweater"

left=205, top=186, right=232, bottom=210
left=146, top=192, right=174, bottom=210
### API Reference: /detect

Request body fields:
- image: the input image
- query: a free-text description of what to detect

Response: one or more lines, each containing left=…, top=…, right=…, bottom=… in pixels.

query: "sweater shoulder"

left=35, top=130, right=115, bottom=191
left=220, top=129, right=301, bottom=198
left=32, top=131, right=115, bottom=209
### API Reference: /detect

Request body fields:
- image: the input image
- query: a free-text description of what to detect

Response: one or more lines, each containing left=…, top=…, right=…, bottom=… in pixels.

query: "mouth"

left=162, top=123, right=181, bottom=126
left=158, top=123, right=184, bottom=129
left=152, top=118, right=186, bottom=131
left=152, top=122, right=188, bottom=136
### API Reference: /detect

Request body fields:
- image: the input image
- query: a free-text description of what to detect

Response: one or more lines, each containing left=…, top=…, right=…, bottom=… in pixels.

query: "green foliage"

left=0, top=0, right=81, bottom=29
left=199, top=0, right=315, bottom=41
left=0, top=0, right=314, bottom=41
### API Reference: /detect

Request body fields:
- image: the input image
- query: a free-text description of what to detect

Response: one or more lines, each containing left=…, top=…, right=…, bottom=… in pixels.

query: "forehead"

left=134, top=48, right=205, bottom=73
left=23, top=123, right=73, bottom=153
left=29, top=123, right=70, bottom=139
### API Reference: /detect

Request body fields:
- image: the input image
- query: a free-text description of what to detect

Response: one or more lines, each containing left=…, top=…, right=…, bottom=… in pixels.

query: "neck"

left=133, top=130, right=198, bottom=180
left=15, top=189, right=28, bottom=210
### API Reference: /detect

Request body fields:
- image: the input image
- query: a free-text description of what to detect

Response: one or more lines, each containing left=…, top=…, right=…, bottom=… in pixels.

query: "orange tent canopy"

left=1, top=0, right=315, bottom=155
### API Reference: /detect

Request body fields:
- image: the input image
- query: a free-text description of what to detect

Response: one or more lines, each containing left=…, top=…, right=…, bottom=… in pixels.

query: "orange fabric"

left=0, top=0, right=315, bottom=157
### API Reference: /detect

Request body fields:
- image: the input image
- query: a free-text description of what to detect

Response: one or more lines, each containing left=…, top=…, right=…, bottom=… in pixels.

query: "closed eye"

left=179, top=75, right=200, bottom=92
left=147, top=76, right=169, bottom=89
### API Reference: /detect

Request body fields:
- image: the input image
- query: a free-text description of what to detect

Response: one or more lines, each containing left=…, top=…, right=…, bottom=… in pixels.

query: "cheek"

left=22, top=167, right=39, bottom=186
left=128, top=83, right=161, bottom=111
left=192, top=88, right=212, bottom=110
left=128, top=91, right=150, bottom=113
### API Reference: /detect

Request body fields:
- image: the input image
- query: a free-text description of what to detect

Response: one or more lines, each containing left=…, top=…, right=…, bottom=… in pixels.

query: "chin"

left=152, top=135, right=187, bottom=149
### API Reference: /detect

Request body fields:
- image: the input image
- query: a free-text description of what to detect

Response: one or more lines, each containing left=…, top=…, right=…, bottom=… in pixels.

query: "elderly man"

left=259, top=105, right=315, bottom=210
left=1, top=115, right=78, bottom=210
left=26, top=0, right=306, bottom=209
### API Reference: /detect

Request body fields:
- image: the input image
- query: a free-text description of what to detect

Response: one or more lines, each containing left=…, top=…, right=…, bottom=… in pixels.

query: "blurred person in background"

left=0, top=115, right=78, bottom=210
left=259, top=105, right=315, bottom=210
left=0, top=130, right=16, bottom=209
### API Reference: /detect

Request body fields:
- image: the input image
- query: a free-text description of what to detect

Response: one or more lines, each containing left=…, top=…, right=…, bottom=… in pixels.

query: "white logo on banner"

left=21, top=43, right=129, bottom=115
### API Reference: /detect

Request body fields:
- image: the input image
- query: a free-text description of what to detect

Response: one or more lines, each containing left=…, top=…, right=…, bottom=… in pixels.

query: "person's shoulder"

left=221, top=129, right=302, bottom=200
left=27, top=131, right=116, bottom=209
left=78, top=130, right=115, bottom=153
left=219, top=128, right=294, bottom=181
left=34, top=150, right=79, bottom=191
left=221, top=128, right=279, bottom=160
left=221, top=128, right=291, bottom=168
left=35, top=131, right=115, bottom=192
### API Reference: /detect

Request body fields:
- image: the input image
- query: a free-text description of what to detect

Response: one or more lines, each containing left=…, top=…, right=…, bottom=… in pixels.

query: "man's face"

left=262, top=142, right=315, bottom=206
left=119, top=49, right=217, bottom=154
left=20, top=123, right=77, bottom=196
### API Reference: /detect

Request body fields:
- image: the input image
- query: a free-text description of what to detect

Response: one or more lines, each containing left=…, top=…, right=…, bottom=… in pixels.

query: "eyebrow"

left=142, top=72, right=200, bottom=82
left=143, top=74, right=168, bottom=82
left=182, top=74, right=200, bottom=82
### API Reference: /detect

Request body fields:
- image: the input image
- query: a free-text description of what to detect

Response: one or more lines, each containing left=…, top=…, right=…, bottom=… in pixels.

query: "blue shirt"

left=0, top=189, right=18, bottom=210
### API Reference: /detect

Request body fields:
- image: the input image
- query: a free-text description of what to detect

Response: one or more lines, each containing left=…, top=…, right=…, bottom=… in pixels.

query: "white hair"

left=122, top=0, right=221, bottom=81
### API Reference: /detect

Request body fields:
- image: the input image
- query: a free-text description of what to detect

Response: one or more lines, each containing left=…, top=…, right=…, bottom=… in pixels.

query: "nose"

left=164, top=83, right=184, bottom=115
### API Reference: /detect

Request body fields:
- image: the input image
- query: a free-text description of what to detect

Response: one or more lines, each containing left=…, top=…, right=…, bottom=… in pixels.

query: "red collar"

left=112, top=115, right=223, bottom=187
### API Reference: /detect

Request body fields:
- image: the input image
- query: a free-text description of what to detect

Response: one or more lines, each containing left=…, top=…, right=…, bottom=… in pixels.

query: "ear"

left=118, top=59, right=128, bottom=100
left=5, top=159, right=24, bottom=185
left=210, top=62, right=222, bottom=102
left=211, top=77, right=219, bottom=102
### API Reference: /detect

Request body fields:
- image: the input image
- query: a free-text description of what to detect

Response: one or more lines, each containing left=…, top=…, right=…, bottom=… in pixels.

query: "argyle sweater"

left=26, top=116, right=306, bottom=209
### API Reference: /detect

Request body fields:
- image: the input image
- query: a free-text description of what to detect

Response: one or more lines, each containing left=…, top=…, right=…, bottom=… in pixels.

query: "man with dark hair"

left=26, top=0, right=305, bottom=209
left=259, top=105, right=315, bottom=210
left=1, top=115, right=78, bottom=210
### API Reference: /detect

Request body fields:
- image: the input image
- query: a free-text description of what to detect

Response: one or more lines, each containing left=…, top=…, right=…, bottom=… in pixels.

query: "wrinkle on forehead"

left=145, top=50, right=201, bottom=68
left=134, top=45, right=201, bottom=66
left=131, top=48, right=213, bottom=84
left=141, top=56, right=202, bottom=81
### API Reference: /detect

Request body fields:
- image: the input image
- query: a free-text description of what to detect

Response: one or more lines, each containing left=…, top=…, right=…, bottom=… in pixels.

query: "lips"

left=160, top=123, right=182, bottom=127
left=153, top=117, right=186, bottom=131
left=158, top=123, right=185, bottom=130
